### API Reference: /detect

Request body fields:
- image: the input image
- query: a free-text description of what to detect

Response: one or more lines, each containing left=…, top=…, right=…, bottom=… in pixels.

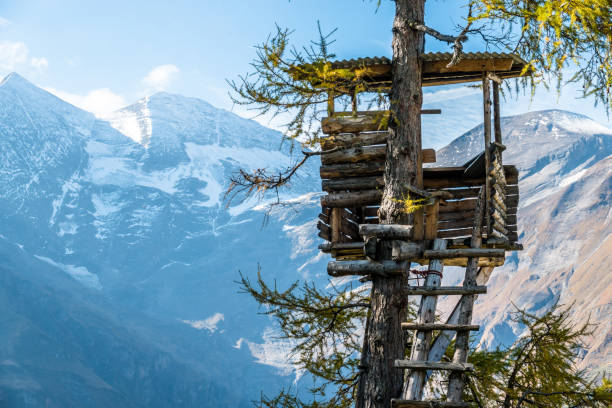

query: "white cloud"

left=45, top=87, right=126, bottom=116
left=0, top=17, right=10, bottom=28
left=30, top=56, right=48, bottom=70
left=0, top=41, right=29, bottom=70
left=142, top=64, right=179, bottom=91
left=0, top=40, right=48, bottom=72
left=234, top=328, right=298, bottom=377
left=181, top=312, right=225, bottom=332
left=423, top=86, right=481, bottom=104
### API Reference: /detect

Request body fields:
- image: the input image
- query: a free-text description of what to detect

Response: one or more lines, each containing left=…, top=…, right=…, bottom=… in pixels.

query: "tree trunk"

left=361, top=1, right=425, bottom=407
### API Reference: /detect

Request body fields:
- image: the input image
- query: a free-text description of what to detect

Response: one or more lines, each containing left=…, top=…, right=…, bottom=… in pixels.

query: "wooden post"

left=447, top=188, right=485, bottom=402
left=413, top=139, right=425, bottom=242
left=352, top=90, right=358, bottom=114
left=331, top=208, right=341, bottom=243
left=424, top=199, right=439, bottom=240
left=493, top=81, right=502, bottom=144
left=482, top=74, right=492, bottom=238
left=404, top=238, right=447, bottom=400
left=327, top=92, right=335, bottom=116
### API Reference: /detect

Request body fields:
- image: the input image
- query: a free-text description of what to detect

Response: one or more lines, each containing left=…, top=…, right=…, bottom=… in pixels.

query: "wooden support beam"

left=319, top=242, right=364, bottom=253
left=327, top=260, right=407, bottom=277
left=322, top=112, right=390, bottom=134
left=483, top=75, right=492, bottom=236
left=423, top=248, right=505, bottom=259
left=401, top=323, right=479, bottom=331
left=320, top=161, right=384, bottom=179
left=438, top=218, right=475, bottom=231
left=391, top=240, right=425, bottom=261
left=331, top=208, right=341, bottom=243
left=321, top=175, right=383, bottom=192
left=359, top=224, right=413, bottom=240
left=322, top=110, right=441, bottom=134
left=321, top=131, right=388, bottom=150
left=425, top=200, right=439, bottom=240
left=321, top=190, right=382, bottom=207
left=321, top=144, right=386, bottom=165
left=405, top=286, right=487, bottom=296
left=391, top=400, right=470, bottom=408
left=493, top=81, right=502, bottom=144
left=395, top=361, right=473, bottom=371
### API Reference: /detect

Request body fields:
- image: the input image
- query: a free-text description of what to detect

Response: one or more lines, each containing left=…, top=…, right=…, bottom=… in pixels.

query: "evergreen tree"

left=228, top=2, right=612, bottom=407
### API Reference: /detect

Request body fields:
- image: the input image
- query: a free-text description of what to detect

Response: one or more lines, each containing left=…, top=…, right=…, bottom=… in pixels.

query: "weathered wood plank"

left=321, top=144, right=386, bottom=165
left=321, top=190, right=382, bottom=207
left=321, top=131, right=388, bottom=150
left=360, top=224, right=413, bottom=240
left=322, top=112, right=391, bottom=134
left=438, top=218, right=474, bottom=231
left=405, top=286, right=487, bottom=296
left=392, top=240, right=425, bottom=261
left=319, top=242, right=364, bottom=253
left=423, top=248, right=505, bottom=259
left=391, top=400, right=470, bottom=408
left=322, top=111, right=442, bottom=134
left=320, top=161, right=384, bottom=179
left=327, top=260, right=407, bottom=277
left=321, top=175, right=383, bottom=192
left=396, top=361, right=473, bottom=371
left=401, top=323, right=479, bottom=331
left=331, top=208, right=341, bottom=243
left=425, top=200, right=439, bottom=240
left=422, top=148, right=436, bottom=164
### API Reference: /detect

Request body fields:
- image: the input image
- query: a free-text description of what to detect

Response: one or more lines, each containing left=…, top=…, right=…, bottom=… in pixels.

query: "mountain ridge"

left=0, top=72, right=609, bottom=406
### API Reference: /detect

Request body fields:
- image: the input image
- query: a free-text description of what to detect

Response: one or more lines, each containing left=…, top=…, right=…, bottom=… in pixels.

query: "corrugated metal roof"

left=330, top=52, right=527, bottom=68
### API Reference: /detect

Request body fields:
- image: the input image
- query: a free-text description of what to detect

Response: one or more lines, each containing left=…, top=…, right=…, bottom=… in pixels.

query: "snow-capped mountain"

left=0, top=73, right=324, bottom=407
left=437, top=110, right=612, bottom=374
left=0, top=72, right=610, bottom=407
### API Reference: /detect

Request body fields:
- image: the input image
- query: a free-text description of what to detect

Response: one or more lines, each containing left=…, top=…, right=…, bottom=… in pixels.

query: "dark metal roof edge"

left=330, top=52, right=528, bottom=68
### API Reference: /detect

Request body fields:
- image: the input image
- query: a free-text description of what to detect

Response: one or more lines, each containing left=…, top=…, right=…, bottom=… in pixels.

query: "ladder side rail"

left=447, top=187, right=486, bottom=402
left=403, top=238, right=447, bottom=400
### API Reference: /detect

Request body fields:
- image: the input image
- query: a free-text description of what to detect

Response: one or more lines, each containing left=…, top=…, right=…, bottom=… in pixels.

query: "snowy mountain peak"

left=523, top=109, right=612, bottom=135
left=103, top=91, right=283, bottom=153
left=0, top=72, right=29, bottom=88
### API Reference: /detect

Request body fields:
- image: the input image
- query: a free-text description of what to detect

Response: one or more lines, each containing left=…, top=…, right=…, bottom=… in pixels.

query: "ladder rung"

left=401, top=323, right=479, bottom=331
left=391, top=400, right=471, bottom=408
left=405, top=286, right=487, bottom=296
left=394, top=361, right=473, bottom=371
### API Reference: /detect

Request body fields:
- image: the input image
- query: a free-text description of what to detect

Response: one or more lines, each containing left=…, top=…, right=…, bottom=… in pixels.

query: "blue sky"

left=1, top=0, right=610, bottom=148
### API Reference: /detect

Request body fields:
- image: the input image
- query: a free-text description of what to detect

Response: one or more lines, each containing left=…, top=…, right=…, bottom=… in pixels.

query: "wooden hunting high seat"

left=314, top=52, right=528, bottom=267
left=304, top=52, right=531, bottom=406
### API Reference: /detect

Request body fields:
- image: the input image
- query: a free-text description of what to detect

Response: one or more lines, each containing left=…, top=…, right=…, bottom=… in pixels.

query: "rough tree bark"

left=360, top=1, right=425, bottom=407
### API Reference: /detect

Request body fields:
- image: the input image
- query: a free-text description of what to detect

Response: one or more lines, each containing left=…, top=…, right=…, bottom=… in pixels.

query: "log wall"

left=316, top=110, right=520, bottom=259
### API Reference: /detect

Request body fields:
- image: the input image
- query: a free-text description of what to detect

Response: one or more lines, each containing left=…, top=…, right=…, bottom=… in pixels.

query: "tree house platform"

left=316, top=111, right=520, bottom=267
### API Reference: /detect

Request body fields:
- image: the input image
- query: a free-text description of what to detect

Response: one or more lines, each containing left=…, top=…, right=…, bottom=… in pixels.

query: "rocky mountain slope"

left=0, top=73, right=324, bottom=407
left=0, top=72, right=609, bottom=406
left=437, top=110, right=612, bottom=373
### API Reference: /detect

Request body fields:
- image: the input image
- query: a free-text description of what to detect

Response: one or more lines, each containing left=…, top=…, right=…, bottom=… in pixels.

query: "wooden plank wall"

left=316, top=111, right=520, bottom=250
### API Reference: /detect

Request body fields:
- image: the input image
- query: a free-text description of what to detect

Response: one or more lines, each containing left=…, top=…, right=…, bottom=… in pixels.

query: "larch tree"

left=227, top=1, right=611, bottom=407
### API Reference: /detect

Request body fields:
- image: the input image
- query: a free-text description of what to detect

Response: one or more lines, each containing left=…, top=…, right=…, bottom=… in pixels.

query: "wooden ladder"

left=392, top=187, right=486, bottom=408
